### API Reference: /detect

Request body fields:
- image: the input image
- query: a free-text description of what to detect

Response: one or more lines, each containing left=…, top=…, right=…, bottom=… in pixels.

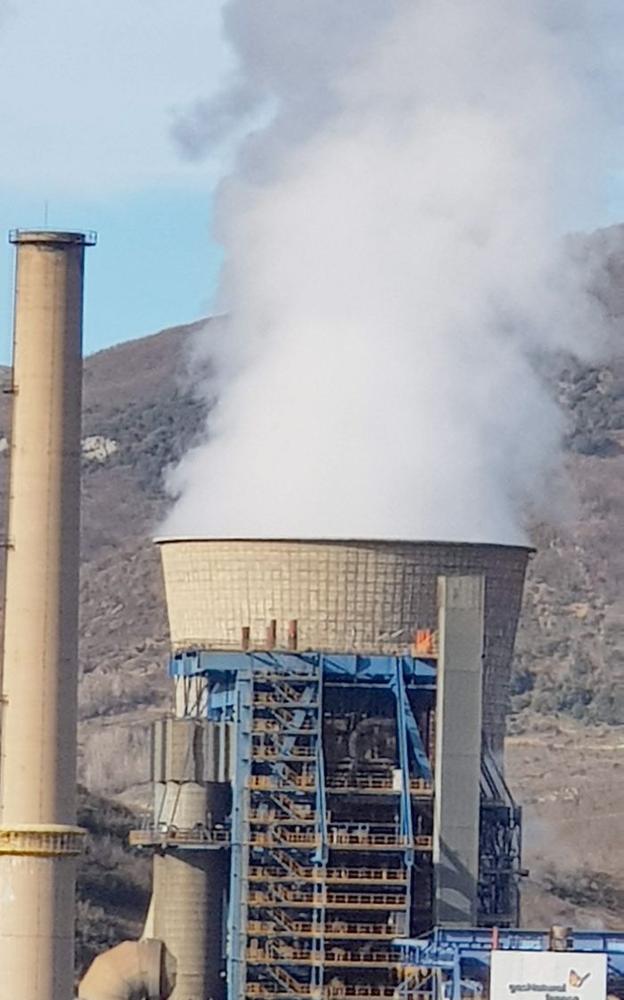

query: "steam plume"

left=164, top=0, right=616, bottom=543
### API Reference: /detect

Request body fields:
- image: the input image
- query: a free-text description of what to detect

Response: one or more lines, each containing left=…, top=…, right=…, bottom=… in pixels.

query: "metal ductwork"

left=78, top=939, right=176, bottom=1000
left=151, top=717, right=233, bottom=831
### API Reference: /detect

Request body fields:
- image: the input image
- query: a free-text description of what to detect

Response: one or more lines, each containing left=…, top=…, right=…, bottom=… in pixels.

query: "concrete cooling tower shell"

left=157, top=538, right=531, bottom=755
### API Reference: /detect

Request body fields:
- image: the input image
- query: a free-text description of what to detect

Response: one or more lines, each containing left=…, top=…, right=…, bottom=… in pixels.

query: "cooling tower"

left=158, top=538, right=531, bottom=754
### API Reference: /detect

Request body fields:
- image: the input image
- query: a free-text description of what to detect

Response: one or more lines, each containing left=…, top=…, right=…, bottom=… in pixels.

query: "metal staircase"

left=245, top=659, right=326, bottom=1000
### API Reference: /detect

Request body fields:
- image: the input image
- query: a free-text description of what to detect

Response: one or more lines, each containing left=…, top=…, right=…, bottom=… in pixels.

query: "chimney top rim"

left=9, top=229, right=97, bottom=246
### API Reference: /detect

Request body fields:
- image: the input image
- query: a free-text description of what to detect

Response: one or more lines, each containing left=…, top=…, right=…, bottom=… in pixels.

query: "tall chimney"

left=0, top=230, right=95, bottom=999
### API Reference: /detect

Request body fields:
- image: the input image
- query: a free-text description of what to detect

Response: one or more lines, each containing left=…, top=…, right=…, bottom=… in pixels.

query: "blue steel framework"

left=163, top=649, right=523, bottom=1000
left=478, top=750, right=522, bottom=927
left=395, top=927, right=624, bottom=998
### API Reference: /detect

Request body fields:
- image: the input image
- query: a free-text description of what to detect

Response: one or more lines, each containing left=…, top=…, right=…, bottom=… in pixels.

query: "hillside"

left=75, top=785, right=150, bottom=977
left=3, top=230, right=624, bottom=930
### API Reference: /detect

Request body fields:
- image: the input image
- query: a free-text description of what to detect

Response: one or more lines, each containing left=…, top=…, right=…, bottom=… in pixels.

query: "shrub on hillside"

left=75, top=787, right=151, bottom=977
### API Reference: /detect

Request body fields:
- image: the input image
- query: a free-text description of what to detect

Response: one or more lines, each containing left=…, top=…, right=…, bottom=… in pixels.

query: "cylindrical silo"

left=0, top=230, right=95, bottom=1000
left=153, top=850, right=228, bottom=1000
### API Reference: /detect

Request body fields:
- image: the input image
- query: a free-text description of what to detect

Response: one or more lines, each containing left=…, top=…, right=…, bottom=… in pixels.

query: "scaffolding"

left=131, top=645, right=524, bottom=1000
left=159, top=651, right=437, bottom=1000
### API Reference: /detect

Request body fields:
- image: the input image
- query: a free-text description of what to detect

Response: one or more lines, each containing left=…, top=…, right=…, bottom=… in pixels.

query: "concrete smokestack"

left=0, top=230, right=95, bottom=999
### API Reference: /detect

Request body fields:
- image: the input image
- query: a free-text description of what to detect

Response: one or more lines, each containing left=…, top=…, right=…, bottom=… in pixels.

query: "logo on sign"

left=490, top=949, right=606, bottom=999
left=568, top=970, right=591, bottom=989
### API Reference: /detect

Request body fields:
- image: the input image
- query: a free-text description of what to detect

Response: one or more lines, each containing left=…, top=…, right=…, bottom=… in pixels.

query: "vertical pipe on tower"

left=0, top=230, right=95, bottom=1000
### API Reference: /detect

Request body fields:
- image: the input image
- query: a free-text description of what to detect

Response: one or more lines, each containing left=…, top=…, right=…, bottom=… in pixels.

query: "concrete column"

left=0, top=231, right=94, bottom=1000
left=433, top=574, right=484, bottom=927
left=153, top=850, right=228, bottom=1000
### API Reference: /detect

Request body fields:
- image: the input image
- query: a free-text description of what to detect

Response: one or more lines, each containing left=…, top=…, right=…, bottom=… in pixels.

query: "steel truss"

left=166, top=650, right=524, bottom=1000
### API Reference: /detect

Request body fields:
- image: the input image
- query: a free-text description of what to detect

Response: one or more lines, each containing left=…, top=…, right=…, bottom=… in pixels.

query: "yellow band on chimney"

left=0, top=824, right=86, bottom=856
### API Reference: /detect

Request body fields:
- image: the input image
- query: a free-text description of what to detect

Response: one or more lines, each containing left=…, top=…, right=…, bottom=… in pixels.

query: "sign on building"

left=490, top=951, right=607, bottom=1000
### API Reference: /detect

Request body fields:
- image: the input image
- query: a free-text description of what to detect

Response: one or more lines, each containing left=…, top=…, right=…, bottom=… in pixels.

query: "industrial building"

left=129, top=538, right=531, bottom=1000
left=0, top=229, right=622, bottom=999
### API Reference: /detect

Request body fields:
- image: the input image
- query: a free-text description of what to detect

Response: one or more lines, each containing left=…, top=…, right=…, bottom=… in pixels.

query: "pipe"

left=0, top=230, right=95, bottom=999
left=78, top=939, right=176, bottom=1000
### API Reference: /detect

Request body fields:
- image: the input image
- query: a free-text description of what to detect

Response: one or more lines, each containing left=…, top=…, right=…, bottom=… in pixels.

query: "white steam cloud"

left=164, top=0, right=618, bottom=543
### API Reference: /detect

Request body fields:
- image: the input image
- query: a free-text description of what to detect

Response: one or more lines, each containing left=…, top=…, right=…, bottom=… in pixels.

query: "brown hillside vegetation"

left=75, top=785, right=150, bottom=976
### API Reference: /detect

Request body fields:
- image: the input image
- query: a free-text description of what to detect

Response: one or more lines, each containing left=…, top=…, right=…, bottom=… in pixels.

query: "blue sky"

left=0, top=0, right=623, bottom=365
left=0, top=0, right=230, bottom=362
